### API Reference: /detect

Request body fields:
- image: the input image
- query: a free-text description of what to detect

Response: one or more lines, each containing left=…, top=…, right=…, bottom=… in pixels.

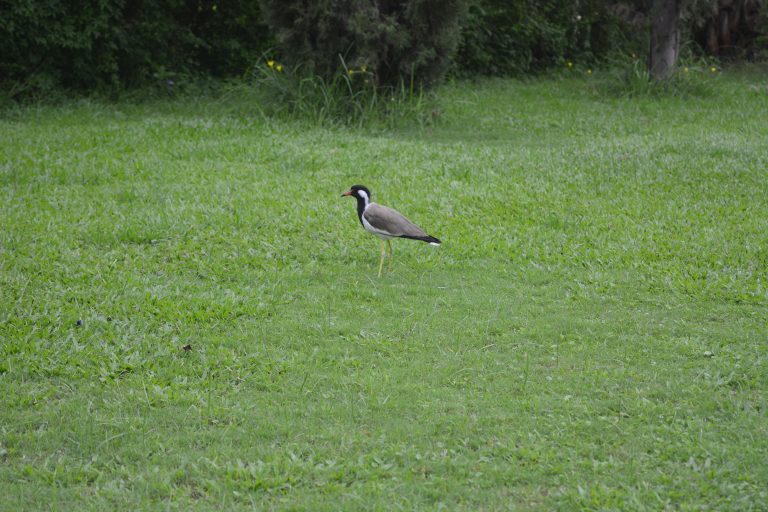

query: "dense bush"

left=0, top=0, right=271, bottom=96
left=455, top=0, right=646, bottom=77
left=259, top=0, right=466, bottom=88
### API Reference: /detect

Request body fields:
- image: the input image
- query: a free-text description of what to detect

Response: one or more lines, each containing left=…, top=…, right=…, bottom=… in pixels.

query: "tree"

left=259, top=0, right=466, bottom=88
left=648, top=0, right=682, bottom=79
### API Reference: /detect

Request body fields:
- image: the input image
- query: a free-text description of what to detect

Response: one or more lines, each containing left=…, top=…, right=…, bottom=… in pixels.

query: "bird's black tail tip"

left=401, top=235, right=441, bottom=245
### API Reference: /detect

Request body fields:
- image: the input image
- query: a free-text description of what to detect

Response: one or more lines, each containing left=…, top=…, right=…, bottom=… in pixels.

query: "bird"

left=342, top=185, right=441, bottom=276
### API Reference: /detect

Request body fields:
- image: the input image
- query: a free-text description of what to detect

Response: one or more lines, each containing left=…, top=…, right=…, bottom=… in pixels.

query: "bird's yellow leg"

left=378, top=239, right=386, bottom=277
left=387, top=240, right=393, bottom=271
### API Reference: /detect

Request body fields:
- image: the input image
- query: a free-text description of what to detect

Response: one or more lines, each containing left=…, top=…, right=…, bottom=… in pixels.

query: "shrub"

left=0, top=0, right=271, bottom=97
left=259, top=0, right=466, bottom=89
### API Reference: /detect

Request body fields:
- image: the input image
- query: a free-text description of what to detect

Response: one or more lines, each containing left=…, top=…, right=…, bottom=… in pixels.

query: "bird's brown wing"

left=363, top=203, right=428, bottom=237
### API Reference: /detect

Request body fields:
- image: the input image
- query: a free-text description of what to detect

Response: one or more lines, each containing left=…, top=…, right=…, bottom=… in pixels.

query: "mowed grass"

left=1, top=70, right=767, bottom=510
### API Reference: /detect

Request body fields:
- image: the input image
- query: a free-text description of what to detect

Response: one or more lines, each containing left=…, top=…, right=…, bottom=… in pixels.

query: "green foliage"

left=259, top=0, right=466, bottom=88
left=0, top=0, right=271, bottom=98
left=0, top=0, right=123, bottom=93
left=455, top=0, right=646, bottom=77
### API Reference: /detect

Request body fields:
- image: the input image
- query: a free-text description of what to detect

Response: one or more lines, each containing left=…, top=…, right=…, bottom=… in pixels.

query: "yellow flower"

left=267, top=60, right=275, bottom=69
left=276, top=64, right=283, bottom=72
left=566, top=61, right=573, bottom=68
left=710, top=66, right=717, bottom=73
left=683, top=67, right=689, bottom=73
left=586, top=69, right=592, bottom=75
left=347, top=69, right=354, bottom=76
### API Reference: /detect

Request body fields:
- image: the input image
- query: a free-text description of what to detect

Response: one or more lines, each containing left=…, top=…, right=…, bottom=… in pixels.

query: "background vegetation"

left=0, top=0, right=271, bottom=97
left=2, top=0, right=766, bottom=100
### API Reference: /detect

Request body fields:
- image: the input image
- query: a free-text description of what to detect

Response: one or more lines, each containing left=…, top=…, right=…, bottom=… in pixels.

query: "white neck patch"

left=357, top=189, right=370, bottom=206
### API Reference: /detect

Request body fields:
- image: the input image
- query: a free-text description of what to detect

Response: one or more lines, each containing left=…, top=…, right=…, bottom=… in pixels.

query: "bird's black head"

left=342, top=185, right=371, bottom=224
left=342, top=185, right=371, bottom=202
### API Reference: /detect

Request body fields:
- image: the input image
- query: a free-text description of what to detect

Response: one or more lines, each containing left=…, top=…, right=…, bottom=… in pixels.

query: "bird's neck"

left=355, top=195, right=369, bottom=225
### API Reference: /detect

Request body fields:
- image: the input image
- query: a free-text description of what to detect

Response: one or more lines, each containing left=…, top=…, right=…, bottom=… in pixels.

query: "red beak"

left=342, top=190, right=353, bottom=197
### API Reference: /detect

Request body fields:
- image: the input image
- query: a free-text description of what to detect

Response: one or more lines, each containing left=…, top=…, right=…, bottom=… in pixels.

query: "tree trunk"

left=648, top=0, right=680, bottom=80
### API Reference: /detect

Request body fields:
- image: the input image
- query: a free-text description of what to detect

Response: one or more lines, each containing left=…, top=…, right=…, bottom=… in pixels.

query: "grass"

left=1, top=67, right=767, bottom=510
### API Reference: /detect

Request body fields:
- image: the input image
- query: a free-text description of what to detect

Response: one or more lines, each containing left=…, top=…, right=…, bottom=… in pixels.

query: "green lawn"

left=1, top=69, right=767, bottom=510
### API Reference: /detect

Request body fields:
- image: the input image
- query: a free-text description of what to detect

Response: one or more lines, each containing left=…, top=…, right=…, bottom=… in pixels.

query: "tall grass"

left=597, top=52, right=722, bottom=98
left=223, top=56, right=439, bottom=128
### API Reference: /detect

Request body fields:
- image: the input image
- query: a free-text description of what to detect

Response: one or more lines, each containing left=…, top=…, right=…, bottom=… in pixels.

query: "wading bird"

left=342, top=185, right=441, bottom=276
